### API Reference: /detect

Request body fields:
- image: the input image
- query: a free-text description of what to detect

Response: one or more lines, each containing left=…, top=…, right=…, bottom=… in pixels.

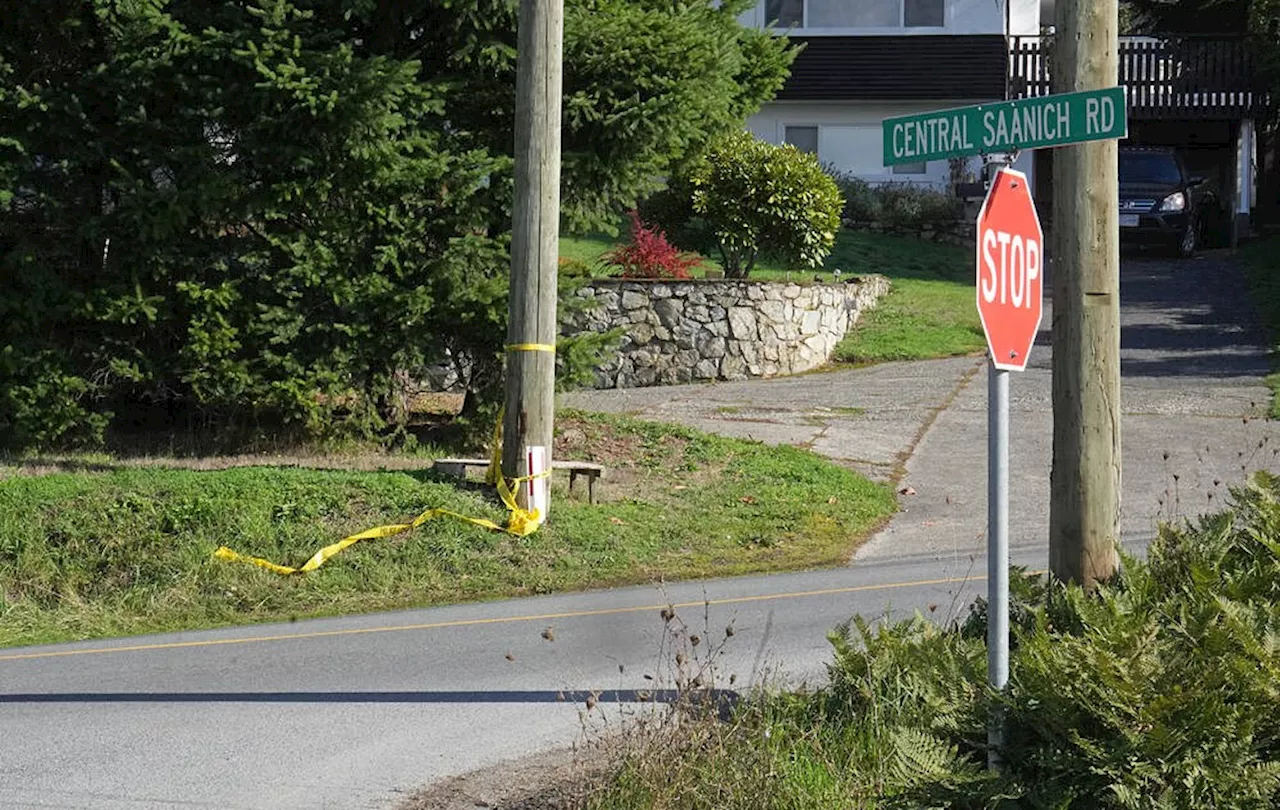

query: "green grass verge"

left=827, top=231, right=983, bottom=364
left=1240, top=236, right=1280, bottom=418
left=559, top=233, right=621, bottom=269
left=560, top=229, right=983, bottom=364
left=0, top=412, right=894, bottom=648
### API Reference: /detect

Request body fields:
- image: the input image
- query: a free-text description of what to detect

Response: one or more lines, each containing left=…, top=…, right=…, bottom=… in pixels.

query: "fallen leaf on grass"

left=827, top=496, right=838, bottom=505
left=609, top=516, right=625, bottom=525
left=739, top=496, right=757, bottom=504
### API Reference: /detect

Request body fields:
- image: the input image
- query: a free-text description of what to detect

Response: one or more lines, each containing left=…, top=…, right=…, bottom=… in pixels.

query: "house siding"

left=748, top=100, right=1037, bottom=191
left=742, top=0, right=1040, bottom=35
left=739, top=1, right=1045, bottom=197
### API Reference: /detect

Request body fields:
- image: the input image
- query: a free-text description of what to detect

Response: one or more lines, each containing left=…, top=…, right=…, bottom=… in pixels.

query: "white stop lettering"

left=980, top=227, right=1040, bottom=310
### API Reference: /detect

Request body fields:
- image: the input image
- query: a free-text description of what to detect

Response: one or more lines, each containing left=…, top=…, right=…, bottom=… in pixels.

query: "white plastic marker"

left=526, top=446, right=549, bottom=518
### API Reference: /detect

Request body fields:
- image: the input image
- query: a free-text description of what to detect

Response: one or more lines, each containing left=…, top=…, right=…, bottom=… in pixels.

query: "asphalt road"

left=0, top=556, right=996, bottom=810
left=2, top=251, right=1277, bottom=809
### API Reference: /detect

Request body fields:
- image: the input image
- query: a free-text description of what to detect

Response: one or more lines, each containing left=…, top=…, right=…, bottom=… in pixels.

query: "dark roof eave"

left=777, top=35, right=1009, bottom=102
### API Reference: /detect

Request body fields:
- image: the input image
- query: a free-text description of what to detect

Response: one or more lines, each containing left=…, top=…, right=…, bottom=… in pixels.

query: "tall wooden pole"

left=1049, top=0, right=1122, bottom=587
left=502, top=0, right=563, bottom=511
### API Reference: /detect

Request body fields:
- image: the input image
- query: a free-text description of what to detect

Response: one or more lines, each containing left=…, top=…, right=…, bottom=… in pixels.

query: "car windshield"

left=1120, top=152, right=1181, bottom=185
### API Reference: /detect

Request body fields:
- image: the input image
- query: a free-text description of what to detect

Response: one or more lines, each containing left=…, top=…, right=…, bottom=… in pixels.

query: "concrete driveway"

left=566, top=250, right=1279, bottom=571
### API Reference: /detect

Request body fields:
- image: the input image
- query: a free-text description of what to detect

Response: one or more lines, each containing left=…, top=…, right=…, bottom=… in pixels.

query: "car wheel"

left=1176, top=218, right=1198, bottom=258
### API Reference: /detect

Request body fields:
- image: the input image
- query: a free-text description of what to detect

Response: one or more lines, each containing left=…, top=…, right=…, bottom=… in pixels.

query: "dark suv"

left=1119, top=147, right=1219, bottom=257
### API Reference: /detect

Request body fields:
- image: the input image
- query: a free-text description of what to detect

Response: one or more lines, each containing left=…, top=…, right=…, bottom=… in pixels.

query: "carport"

left=1010, top=34, right=1269, bottom=245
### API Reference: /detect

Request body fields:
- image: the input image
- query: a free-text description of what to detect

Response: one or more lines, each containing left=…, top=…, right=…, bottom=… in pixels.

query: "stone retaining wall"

left=565, top=275, right=888, bottom=389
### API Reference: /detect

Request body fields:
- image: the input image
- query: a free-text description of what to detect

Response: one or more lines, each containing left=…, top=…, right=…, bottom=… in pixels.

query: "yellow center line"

left=0, top=573, right=994, bottom=663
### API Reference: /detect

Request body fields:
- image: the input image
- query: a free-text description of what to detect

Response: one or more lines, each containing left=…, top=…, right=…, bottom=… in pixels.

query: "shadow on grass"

left=403, top=467, right=493, bottom=496
left=2, top=459, right=507, bottom=503
left=6, top=456, right=455, bottom=476
left=821, top=231, right=969, bottom=284
left=4, top=457, right=122, bottom=475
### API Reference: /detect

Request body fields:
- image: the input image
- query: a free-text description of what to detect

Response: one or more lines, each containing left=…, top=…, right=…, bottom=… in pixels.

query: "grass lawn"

left=822, top=232, right=983, bottom=364
left=560, top=232, right=622, bottom=268
left=562, top=229, right=984, bottom=365
left=0, top=411, right=894, bottom=648
left=1240, top=236, right=1280, bottom=418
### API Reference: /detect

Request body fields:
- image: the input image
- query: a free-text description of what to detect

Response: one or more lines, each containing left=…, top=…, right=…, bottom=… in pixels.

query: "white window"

left=807, top=0, right=896, bottom=27
left=776, top=124, right=932, bottom=180
left=904, top=0, right=944, bottom=27
left=765, top=0, right=945, bottom=29
left=815, top=126, right=884, bottom=176
left=765, top=0, right=803, bottom=26
left=784, top=125, right=819, bottom=155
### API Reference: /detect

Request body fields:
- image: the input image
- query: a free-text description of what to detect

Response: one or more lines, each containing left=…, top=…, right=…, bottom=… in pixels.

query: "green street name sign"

left=882, top=87, right=1128, bottom=167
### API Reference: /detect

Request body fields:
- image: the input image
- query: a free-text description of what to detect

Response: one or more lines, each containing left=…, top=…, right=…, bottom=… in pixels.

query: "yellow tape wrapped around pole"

left=504, top=343, right=556, bottom=353
left=214, top=411, right=548, bottom=575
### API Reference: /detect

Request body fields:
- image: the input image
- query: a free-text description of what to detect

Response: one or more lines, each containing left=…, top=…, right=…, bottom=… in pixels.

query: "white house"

left=743, top=0, right=1042, bottom=191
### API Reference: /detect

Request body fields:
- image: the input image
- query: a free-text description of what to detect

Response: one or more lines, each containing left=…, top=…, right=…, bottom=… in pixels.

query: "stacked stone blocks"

left=566, top=276, right=889, bottom=389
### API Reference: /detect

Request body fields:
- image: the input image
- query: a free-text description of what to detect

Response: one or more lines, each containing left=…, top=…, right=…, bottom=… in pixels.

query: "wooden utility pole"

left=1049, top=0, right=1122, bottom=586
left=502, top=0, right=563, bottom=512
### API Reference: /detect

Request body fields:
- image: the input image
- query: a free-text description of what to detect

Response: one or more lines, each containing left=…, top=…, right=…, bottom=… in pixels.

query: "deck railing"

left=1009, top=35, right=1269, bottom=119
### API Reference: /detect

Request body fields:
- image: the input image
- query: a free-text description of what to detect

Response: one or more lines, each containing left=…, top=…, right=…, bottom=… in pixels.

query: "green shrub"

left=876, top=183, right=965, bottom=229
left=558, top=257, right=598, bottom=278
left=825, top=166, right=882, bottom=223
left=635, top=185, right=716, bottom=257
left=972, top=475, right=1280, bottom=809
left=603, top=211, right=704, bottom=280
left=680, top=132, right=843, bottom=279
left=590, top=471, right=1280, bottom=809
left=0, top=0, right=794, bottom=450
left=823, top=165, right=965, bottom=231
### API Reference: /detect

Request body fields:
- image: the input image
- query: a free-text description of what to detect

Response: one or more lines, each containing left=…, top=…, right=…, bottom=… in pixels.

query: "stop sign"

left=976, top=167, right=1043, bottom=372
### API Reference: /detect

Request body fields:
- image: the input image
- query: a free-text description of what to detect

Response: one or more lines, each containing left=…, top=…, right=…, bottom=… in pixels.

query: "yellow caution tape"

left=505, top=343, right=556, bottom=353
left=214, top=413, right=549, bottom=575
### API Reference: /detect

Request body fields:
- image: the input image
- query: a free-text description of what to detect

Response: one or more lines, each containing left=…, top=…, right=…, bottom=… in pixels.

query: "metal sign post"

left=880, top=83, right=1128, bottom=770
left=987, top=358, right=1010, bottom=768
left=984, top=154, right=1012, bottom=770
left=973, top=161, right=1043, bottom=768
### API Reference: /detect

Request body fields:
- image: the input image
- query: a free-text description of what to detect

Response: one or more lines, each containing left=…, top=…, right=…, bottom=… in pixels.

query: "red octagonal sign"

left=976, top=167, right=1043, bottom=372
